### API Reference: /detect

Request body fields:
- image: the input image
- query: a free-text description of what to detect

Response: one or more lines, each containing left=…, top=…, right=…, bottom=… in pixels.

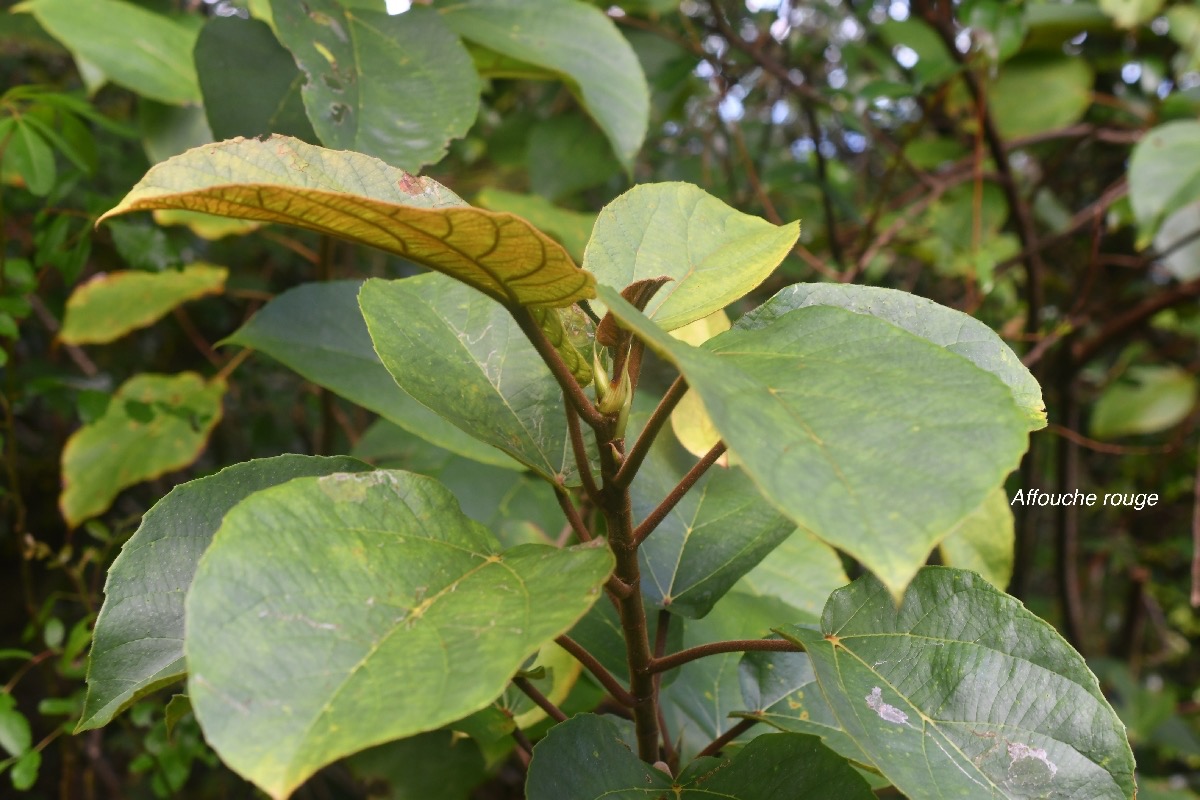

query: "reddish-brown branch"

left=647, top=638, right=801, bottom=675
left=556, top=635, right=635, bottom=707
left=634, top=442, right=728, bottom=544
left=512, top=676, right=569, bottom=723
left=614, top=377, right=688, bottom=488
left=696, top=717, right=759, bottom=759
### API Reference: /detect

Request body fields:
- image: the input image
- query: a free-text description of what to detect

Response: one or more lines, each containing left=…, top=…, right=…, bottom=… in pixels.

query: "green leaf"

left=15, top=0, right=200, bottom=105
left=780, top=568, right=1136, bottom=800
left=738, top=283, right=1046, bottom=429
left=59, top=373, right=226, bottom=527
left=360, top=274, right=589, bottom=485
left=1091, top=365, right=1198, bottom=439
left=633, top=422, right=793, bottom=619
left=60, top=264, right=227, bottom=345
left=99, top=136, right=595, bottom=308
left=988, top=54, right=1094, bottom=140
left=938, top=487, right=1014, bottom=589
left=526, top=114, right=623, bottom=201
left=475, top=188, right=596, bottom=263
left=347, top=732, right=487, bottom=800
left=194, top=16, right=316, bottom=142
left=736, top=648, right=871, bottom=767
left=441, top=0, right=649, bottom=170
left=1130, top=121, right=1200, bottom=245
left=271, top=1, right=478, bottom=171
left=879, top=19, right=958, bottom=86
left=526, top=714, right=874, bottom=799
left=661, top=591, right=798, bottom=757
left=5, top=119, right=55, bottom=196
left=164, top=695, right=191, bottom=739
left=584, top=184, right=799, bottom=331
left=735, top=530, right=849, bottom=623
left=1099, top=0, right=1164, bottom=28
left=224, top=280, right=521, bottom=471
left=599, top=285, right=1031, bottom=597
left=10, top=749, right=39, bottom=791
left=77, top=455, right=370, bottom=732
left=185, top=469, right=614, bottom=798
left=0, top=694, right=31, bottom=757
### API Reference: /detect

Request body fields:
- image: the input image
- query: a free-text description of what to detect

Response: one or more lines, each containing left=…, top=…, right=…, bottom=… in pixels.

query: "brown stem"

left=566, top=402, right=600, bottom=502
left=1192, top=439, right=1200, bottom=608
left=554, top=489, right=593, bottom=543
left=555, top=635, right=635, bottom=707
left=633, top=442, right=727, bottom=544
left=696, top=717, right=759, bottom=758
left=1072, top=274, right=1200, bottom=364
left=512, top=677, right=568, bottom=723
left=511, top=306, right=606, bottom=430
left=614, top=377, right=688, bottom=488
left=647, top=638, right=800, bottom=674
left=1055, top=360, right=1087, bottom=652
left=652, top=610, right=677, bottom=768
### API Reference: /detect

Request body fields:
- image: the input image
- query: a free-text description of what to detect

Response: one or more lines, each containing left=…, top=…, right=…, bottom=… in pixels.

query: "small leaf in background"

left=224, top=280, right=521, bottom=470
left=987, top=54, right=1094, bottom=140
left=1130, top=121, right=1200, bottom=246
left=526, top=114, right=624, bottom=201
left=271, top=0, right=477, bottom=172
left=937, top=486, right=1014, bottom=589
left=1091, top=364, right=1199, bottom=439
left=600, top=285, right=1031, bottom=598
left=1153, top=201, right=1200, bottom=281
left=361, top=274, right=589, bottom=485
left=3, top=118, right=56, bottom=196
left=106, top=219, right=184, bottom=272
left=348, top=732, right=487, bottom=800
left=185, top=470, right=614, bottom=798
left=137, top=100, right=213, bottom=164
left=1099, top=0, right=1165, bottom=29
left=878, top=18, right=958, bottom=86
left=0, top=693, right=32, bottom=757
left=99, top=136, right=596, bottom=308
left=150, top=209, right=262, bottom=241
left=441, top=0, right=649, bottom=170
left=474, top=188, right=596, bottom=263
left=60, top=265, right=227, bottom=345
left=585, top=184, right=799, bottom=331
left=163, top=695, right=191, bottom=739
left=10, top=749, right=40, bottom=791
left=78, top=455, right=370, bottom=732
left=526, top=714, right=874, bottom=800
left=59, top=373, right=225, bottom=527
left=15, top=0, right=201, bottom=105
left=780, top=568, right=1136, bottom=799
left=194, top=16, right=316, bottom=143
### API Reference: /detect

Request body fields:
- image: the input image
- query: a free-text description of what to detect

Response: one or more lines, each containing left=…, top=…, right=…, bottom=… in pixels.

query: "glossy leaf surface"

left=60, top=373, right=225, bottom=527
left=441, top=0, right=649, bottom=170
left=186, top=470, right=614, bottom=798
left=225, top=280, right=520, bottom=470
left=584, top=184, right=799, bottom=330
left=272, top=1, right=477, bottom=171
left=600, top=285, right=1031, bottom=597
left=780, top=568, right=1136, bottom=799
left=60, top=265, right=227, bottom=345
left=78, top=455, right=369, bottom=731
left=100, top=136, right=595, bottom=308
left=360, top=274, right=587, bottom=484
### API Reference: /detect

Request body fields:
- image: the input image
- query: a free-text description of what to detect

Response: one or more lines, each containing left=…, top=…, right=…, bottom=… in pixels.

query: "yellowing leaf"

left=100, top=136, right=596, bottom=308
left=61, top=265, right=227, bottom=345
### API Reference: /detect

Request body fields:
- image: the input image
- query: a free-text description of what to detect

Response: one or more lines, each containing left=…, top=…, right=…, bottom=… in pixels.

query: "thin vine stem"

left=512, top=677, right=568, bottom=723
left=565, top=401, right=601, bottom=502
left=696, top=717, right=759, bottom=758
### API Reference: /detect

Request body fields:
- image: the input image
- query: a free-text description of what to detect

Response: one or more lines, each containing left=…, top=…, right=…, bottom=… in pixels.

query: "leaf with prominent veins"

left=99, top=136, right=596, bottom=308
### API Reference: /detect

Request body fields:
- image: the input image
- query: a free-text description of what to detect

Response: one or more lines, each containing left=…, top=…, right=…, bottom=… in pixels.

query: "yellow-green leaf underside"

left=99, top=136, right=596, bottom=308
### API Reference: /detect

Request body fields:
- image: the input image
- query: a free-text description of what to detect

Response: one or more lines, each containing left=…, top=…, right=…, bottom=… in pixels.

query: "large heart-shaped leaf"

left=186, top=470, right=614, bottom=799
left=738, top=283, right=1045, bottom=429
left=60, top=373, right=225, bottom=527
left=584, top=184, right=799, bottom=331
left=194, top=16, right=316, bottom=142
left=224, top=280, right=521, bottom=470
left=99, top=136, right=595, bottom=308
left=77, top=455, right=370, bottom=732
left=780, top=568, right=1136, bottom=799
left=441, top=0, right=649, bottom=170
left=599, top=285, right=1031, bottom=597
left=271, top=0, right=477, bottom=171
left=15, top=0, right=201, bottom=105
left=633, top=424, right=793, bottom=619
left=60, top=264, right=227, bottom=345
left=360, top=274, right=589, bottom=485
left=526, top=714, right=874, bottom=799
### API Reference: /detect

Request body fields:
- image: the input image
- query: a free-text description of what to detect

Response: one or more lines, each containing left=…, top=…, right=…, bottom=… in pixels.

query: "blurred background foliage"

left=1, top=0, right=1199, bottom=796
